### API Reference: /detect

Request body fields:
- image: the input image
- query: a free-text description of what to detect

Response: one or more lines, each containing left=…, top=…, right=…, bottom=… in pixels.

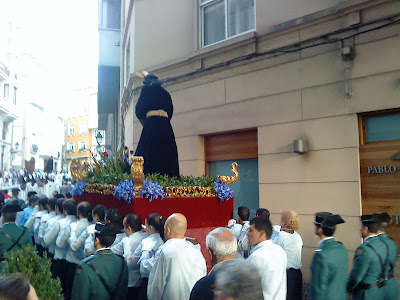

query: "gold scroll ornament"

left=85, top=183, right=115, bottom=195
left=70, top=160, right=89, bottom=180
left=165, top=186, right=214, bottom=197
left=131, top=156, right=145, bottom=193
left=218, top=162, right=239, bottom=185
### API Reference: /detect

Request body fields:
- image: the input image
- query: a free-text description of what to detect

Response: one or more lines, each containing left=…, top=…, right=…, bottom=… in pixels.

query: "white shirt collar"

left=251, top=239, right=272, bottom=253
left=364, top=234, right=378, bottom=242
left=318, top=237, right=334, bottom=248
left=95, top=247, right=111, bottom=253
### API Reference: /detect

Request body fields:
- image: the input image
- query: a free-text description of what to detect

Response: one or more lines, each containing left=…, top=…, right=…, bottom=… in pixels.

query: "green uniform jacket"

left=71, top=248, right=129, bottom=300
left=347, top=235, right=396, bottom=300
left=0, top=223, right=32, bottom=257
left=378, top=233, right=399, bottom=300
left=309, top=238, right=348, bottom=300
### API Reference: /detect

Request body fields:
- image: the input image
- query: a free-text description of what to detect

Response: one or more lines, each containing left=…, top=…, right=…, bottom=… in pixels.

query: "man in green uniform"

left=309, top=212, right=348, bottom=300
left=71, top=222, right=128, bottom=300
left=347, top=214, right=396, bottom=300
left=0, top=201, right=32, bottom=261
left=376, top=213, right=399, bottom=299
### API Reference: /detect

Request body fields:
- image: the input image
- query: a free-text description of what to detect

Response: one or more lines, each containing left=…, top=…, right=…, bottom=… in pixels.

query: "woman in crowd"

left=111, top=213, right=147, bottom=299
left=130, top=213, right=165, bottom=300
left=273, top=209, right=303, bottom=300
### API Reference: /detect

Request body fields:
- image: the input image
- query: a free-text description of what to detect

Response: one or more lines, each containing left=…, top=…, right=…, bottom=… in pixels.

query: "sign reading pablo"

left=366, top=151, right=400, bottom=175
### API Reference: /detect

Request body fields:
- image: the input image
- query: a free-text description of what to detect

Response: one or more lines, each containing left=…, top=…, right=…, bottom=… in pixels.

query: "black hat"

left=94, top=222, right=122, bottom=236
left=315, top=213, right=345, bottom=228
left=28, top=191, right=37, bottom=198
left=361, top=214, right=382, bottom=223
left=2, top=203, right=23, bottom=214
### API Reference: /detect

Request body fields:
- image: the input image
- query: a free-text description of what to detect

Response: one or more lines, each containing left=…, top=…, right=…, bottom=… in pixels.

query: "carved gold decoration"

left=85, top=183, right=115, bottom=195
left=131, top=156, right=145, bottom=193
left=218, top=162, right=239, bottom=185
left=165, top=186, right=214, bottom=197
left=70, top=160, right=89, bottom=180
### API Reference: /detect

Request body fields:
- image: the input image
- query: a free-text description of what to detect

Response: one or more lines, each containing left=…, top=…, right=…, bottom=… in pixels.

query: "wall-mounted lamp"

left=15, top=142, right=19, bottom=150
left=293, top=139, right=308, bottom=154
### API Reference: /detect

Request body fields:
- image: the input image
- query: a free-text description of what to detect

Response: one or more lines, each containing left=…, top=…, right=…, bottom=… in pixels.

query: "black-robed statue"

left=134, top=74, right=180, bottom=177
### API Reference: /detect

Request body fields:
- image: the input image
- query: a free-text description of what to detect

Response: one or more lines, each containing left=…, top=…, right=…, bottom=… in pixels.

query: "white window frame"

left=79, top=122, right=87, bottom=135
left=200, top=0, right=256, bottom=48
left=68, top=142, right=75, bottom=152
left=68, top=124, right=75, bottom=136
left=78, top=141, right=87, bottom=151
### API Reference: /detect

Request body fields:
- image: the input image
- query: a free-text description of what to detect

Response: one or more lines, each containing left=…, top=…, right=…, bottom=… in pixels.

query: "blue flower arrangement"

left=70, top=180, right=87, bottom=196
left=114, top=180, right=136, bottom=203
left=214, top=181, right=234, bottom=202
left=139, top=179, right=165, bottom=202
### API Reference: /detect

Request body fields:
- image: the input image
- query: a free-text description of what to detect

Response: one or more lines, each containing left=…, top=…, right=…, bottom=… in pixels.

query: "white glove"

left=141, top=238, right=157, bottom=251
left=227, top=219, right=236, bottom=228
left=242, top=222, right=250, bottom=232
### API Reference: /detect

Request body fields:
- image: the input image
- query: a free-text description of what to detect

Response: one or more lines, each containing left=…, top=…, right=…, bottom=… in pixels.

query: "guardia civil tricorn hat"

left=315, top=213, right=345, bottom=228
left=2, top=203, right=23, bottom=214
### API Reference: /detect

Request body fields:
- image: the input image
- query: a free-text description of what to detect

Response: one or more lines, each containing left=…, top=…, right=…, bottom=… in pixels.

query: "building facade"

left=115, top=0, right=400, bottom=280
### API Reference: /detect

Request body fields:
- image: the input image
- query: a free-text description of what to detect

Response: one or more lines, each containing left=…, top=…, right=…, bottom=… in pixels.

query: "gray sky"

left=1, top=0, right=99, bottom=116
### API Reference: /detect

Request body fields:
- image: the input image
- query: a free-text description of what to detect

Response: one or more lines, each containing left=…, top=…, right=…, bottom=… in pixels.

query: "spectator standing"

left=247, top=216, right=287, bottom=300
left=273, top=210, right=303, bottom=300
left=190, top=227, right=238, bottom=300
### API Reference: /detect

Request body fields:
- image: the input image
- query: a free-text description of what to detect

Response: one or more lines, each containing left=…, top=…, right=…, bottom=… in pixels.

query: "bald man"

left=148, top=213, right=207, bottom=300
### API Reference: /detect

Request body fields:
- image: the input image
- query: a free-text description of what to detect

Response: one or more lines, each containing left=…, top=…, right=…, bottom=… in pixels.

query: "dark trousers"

left=52, top=259, right=69, bottom=296
left=287, top=268, right=303, bottom=300
left=138, top=278, right=149, bottom=300
left=128, top=286, right=141, bottom=300
left=65, top=261, right=77, bottom=300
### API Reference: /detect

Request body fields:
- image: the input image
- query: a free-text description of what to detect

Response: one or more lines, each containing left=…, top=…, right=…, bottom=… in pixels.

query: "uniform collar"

left=95, top=248, right=112, bottom=255
left=318, top=237, right=334, bottom=248
left=364, top=234, right=378, bottom=242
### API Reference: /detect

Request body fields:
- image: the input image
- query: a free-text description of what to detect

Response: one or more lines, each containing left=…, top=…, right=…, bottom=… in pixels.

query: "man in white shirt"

left=247, top=216, right=287, bottom=300
left=111, top=213, right=146, bottom=299
left=61, top=201, right=92, bottom=299
left=44, top=198, right=65, bottom=269
left=38, top=198, right=57, bottom=257
left=148, top=213, right=207, bottom=300
left=31, top=198, right=48, bottom=256
left=54, top=199, right=77, bottom=296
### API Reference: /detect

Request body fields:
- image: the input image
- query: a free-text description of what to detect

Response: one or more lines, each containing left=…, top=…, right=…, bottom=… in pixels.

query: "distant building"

left=66, top=86, right=104, bottom=171
left=0, top=16, right=19, bottom=172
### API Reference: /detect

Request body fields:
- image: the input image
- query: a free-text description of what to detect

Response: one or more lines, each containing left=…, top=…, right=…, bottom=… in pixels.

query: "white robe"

left=147, top=238, right=206, bottom=300
left=247, top=239, right=287, bottom=300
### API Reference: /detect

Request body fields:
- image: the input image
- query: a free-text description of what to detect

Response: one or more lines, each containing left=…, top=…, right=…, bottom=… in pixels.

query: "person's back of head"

left=11, top=188, right=19, bottom=198
left=54, top=193, right=65, bottom=199
left=124, top=213, right=142, bottom=233
left=215, top=259, right=263, bottom=300
left=47, top=198, right=57, bottom=212
left=164, top=213, right=187, bottom=240
left=92, top=204, right=106, bottom=222
left=105, top=209, right=123, bottom=226
left=94, top=222, right=120, bottom=248
left=146, top=213, right=166, bottom=240
left=29, top=195, right=39, bottom=207
left=0, top=274, right=37, bottom=300
left=55, top=199, right=64, bottom=215
left=62, top=199, right=77, bottom=216
left=77, top=201, right=92, bottom=220
left=280, top=209, right=300, bottom=232
left=255, top=208, right=270, bottom=219
left=378, top=213, right=391, bottom=232
left=238, top=206, right=250, bottom=222
left=206, top=227, right=237, bottom=263
left=38, top=198, right=48, bottom=210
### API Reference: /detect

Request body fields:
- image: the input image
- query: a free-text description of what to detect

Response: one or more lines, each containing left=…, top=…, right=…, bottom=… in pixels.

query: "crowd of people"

left=0, top=190, right=398, bottom=300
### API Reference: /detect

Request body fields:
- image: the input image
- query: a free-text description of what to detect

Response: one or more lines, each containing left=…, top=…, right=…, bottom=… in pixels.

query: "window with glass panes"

left=200, top=0, right=255, bottom=47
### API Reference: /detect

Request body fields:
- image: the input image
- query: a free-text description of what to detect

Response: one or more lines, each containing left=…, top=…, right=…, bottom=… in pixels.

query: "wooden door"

left=359, top=112, right=400, bottom=247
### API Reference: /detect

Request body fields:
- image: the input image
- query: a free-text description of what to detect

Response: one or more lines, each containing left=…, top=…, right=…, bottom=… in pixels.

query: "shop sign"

left=367, top=151, right=399, bottom=174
